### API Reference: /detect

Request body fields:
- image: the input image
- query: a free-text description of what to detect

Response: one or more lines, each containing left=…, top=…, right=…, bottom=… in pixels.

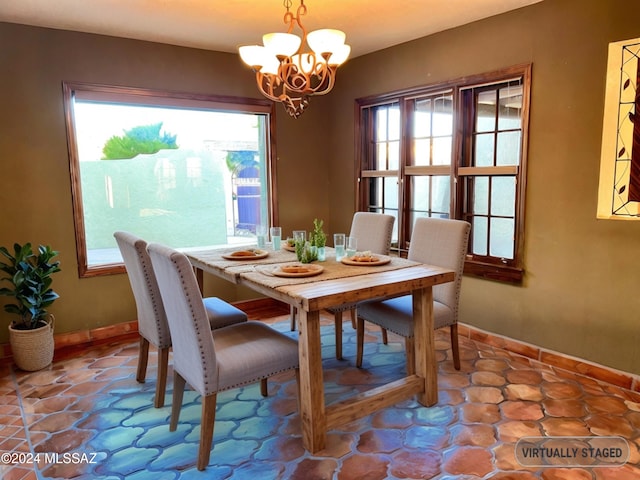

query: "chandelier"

left=238, top=0, right=351, bottom=118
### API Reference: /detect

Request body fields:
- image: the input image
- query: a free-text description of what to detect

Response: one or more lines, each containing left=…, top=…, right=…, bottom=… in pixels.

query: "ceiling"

left=0, top=0, right=542, bottom=58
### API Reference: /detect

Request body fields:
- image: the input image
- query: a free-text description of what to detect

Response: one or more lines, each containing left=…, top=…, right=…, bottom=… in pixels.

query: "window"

left=459, top=77, right=528, bottom=281
left=357, top=65, right=531, bottom=283
left=359, top=101, right=402, bottom=244
left=63, top=82, right=277, bottom=277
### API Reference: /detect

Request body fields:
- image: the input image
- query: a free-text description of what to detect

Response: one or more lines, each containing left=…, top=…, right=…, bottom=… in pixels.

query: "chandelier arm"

left=275, top=56, right=337, bottom=98
left=256, top=72, right=283, bottom=103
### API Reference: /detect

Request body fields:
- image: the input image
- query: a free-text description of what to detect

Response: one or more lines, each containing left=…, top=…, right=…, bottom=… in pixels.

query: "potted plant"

left=0, top=243, right=61, bottom=371
left=310, top=218, right=327, bottom=261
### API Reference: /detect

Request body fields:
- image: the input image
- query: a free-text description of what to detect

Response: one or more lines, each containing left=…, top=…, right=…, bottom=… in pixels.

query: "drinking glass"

left=256, top=225, right=267, bottom=249
left=334, top=233, right=346, bottom=261
left=270, top=227, right=282, bottom=250
left=346, top=236, right=358, bottom=257
left=293, top=230, right=306, bottom=259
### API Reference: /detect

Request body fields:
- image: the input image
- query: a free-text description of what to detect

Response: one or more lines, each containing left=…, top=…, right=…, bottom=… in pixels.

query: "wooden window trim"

left=356, top=64, right=531, bottom=285
left=455, top=64, right=531, bottom=284
left=63, top=81, right=278, bottom=278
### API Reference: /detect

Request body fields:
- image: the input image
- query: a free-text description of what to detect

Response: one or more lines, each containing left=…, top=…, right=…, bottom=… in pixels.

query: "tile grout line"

left=11, top=365, right=45, bottom=480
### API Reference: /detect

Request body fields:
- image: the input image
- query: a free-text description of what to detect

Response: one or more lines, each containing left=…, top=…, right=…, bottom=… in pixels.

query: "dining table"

left=184, top=245, right=455, bottom=453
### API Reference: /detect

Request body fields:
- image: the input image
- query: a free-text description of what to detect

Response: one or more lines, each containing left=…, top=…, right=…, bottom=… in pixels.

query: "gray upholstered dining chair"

left=355, top=217, right=470, bottom=372
left=114, top=231, right=248, bottom=408
left=289, top=212, right=395, bottom=360
left=147, top=242, right=300, bottom=471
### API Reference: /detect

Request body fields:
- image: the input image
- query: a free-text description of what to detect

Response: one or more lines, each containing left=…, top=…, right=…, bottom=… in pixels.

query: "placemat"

left=236, top=256, right=420, bottom=289
left=185, top=245, right=297, bottom=271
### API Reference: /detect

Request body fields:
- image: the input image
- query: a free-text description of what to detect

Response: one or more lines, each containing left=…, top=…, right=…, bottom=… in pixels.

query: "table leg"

left=297, top=308, right=326, bottom=452
left=413, top=286, right=438, bottom=406
left=195, top=267, right=204, bottom=294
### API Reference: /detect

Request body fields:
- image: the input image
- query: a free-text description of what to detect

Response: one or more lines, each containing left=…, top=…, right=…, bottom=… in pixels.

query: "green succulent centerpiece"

left=310, top=218, right=326, bottom=249
left=0, top=243, right=61, bottom=330
left=295, top=239, right=317, bottom=263
left=294, top=219, right=327, bottom=263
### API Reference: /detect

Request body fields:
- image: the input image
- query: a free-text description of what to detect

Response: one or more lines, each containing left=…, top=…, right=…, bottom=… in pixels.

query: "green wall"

left=1, top=0, right=639, bottom=374
left=81, top=151, right=227, bottom=251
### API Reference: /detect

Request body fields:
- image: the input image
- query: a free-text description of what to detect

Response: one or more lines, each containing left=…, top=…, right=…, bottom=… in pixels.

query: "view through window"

left=357, top=65, right=531, bottom=283
left=63, top=83, right=276, bottom=277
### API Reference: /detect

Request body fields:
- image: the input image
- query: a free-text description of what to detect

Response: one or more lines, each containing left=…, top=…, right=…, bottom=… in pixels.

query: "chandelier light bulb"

left=307, top=29, right=346, bottom=56
left=328, top=44, right=351, bottom=66
left=239, top=45, right=265, bottom=68
left=239, top=45, right=280, bottom=75
left=263, top=33, right=301, bottom=57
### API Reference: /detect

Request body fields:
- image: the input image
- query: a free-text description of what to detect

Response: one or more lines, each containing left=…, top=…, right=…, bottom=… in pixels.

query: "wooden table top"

left=185, top=246, right=454, bottom=311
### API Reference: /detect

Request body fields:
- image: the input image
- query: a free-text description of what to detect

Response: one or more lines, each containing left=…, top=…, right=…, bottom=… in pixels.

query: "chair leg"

left=405, top=337, right=415, bottom=376
left=260, top=378, right=268, bottom=397
left=197, top=393, right=217, bottom=471
left=290, top=305, right=297, bottom=331
left=154, top=346, right=170, bottom=408
left=451, top=323, right=461, bottom=370
left=350, top=307, right=357, bottom=329
left=170, top=371, right=186, bottom=431
left=136, top=336, right=149, bottom=383
left=356, top=316, right=365, bottom=368
left=334, top=311, right=343, bottom=360
left=381, top=327, right=388, bottom=345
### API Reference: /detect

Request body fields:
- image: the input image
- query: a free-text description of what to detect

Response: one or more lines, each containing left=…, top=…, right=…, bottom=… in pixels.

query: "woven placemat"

left=237, top=256, right=420, bottom=289
left=185, top=245, right=297, bottom=270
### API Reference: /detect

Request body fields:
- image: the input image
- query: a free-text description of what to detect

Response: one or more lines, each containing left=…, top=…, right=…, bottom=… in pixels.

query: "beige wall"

left=1, top=0, right=639, bottom=374
left=327, top=0, right=640, bottom=374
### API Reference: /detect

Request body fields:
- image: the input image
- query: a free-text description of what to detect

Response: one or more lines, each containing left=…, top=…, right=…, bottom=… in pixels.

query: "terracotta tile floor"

left=1, top=312, right=640, bottom=479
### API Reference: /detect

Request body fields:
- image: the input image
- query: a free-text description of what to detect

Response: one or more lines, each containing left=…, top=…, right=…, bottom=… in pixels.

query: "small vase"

left=317, top=246, right=326, bottom=261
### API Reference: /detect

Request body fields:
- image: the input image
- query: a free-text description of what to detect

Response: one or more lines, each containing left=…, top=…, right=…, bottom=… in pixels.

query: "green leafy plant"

left=295, top=241, right=318, bottom=264
left=310, top=218, right=326, bottom=248
left=102, top=122, right=178, bottom=160
left=0, top=243, right=61, bottom=330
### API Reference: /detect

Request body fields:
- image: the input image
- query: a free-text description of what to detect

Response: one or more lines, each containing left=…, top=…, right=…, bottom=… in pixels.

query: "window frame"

left=62, top=81, right=278, bottom=278
left=356, top=64, right=531, bottom=284
left=456, top=67, right=531, bottom=282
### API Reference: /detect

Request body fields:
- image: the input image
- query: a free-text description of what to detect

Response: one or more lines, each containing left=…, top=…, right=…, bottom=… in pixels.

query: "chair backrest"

left=147, top=242, right=218, bottom=396
left=408, top=217, right=471, bottom=319
left=114, top=231, right=171, bottom=349
left=349, top=212, right=395, bottom=255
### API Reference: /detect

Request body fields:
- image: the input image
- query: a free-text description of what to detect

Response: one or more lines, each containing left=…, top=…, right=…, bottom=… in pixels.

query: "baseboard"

left=458, top=323, right=640, bottom=394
